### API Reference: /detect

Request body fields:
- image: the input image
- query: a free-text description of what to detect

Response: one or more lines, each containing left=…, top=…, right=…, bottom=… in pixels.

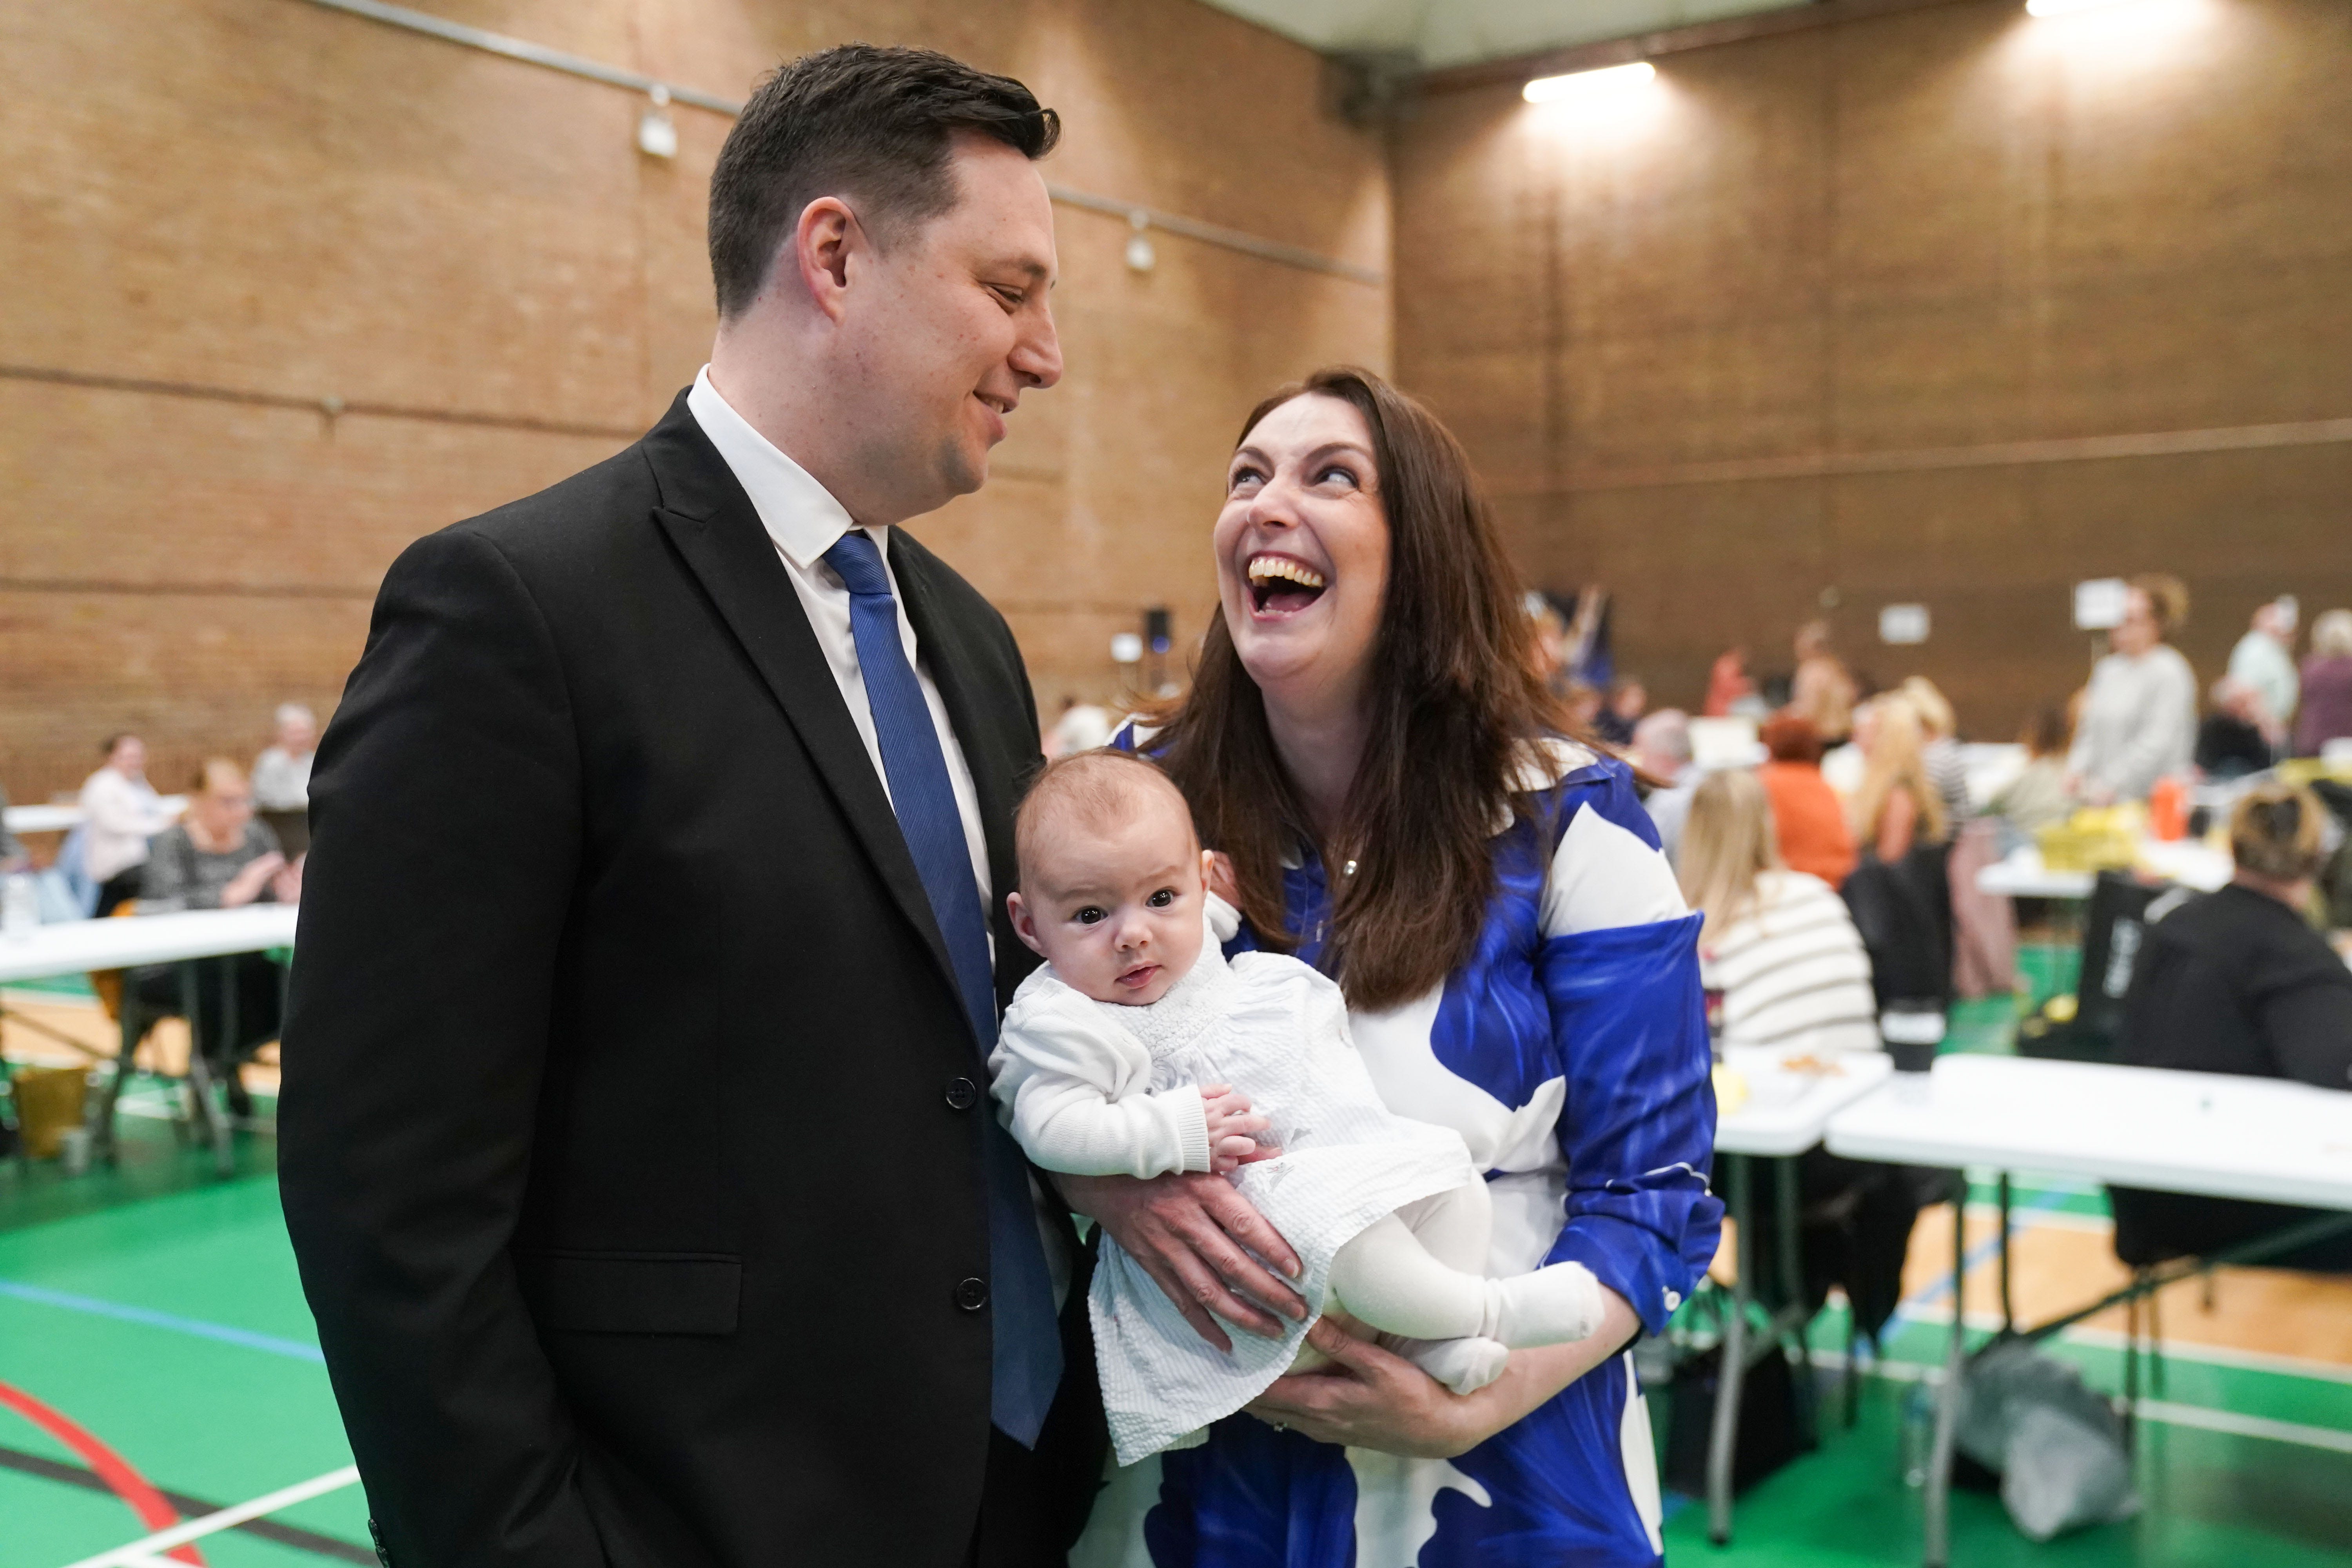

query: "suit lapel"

left=638, top=396, right=964, bottom=1011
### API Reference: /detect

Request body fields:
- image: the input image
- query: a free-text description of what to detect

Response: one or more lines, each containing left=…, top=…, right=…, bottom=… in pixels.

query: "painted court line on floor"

left=58, top=1464, right=363, bottom=1568
left=0, top=1445, right=372, bottom=1564
left=0, top=1279, right=325, bottom=1362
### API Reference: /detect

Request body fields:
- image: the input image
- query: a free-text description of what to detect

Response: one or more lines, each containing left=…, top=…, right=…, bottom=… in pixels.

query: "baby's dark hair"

left=1014, top=750, right=1197, bottom=891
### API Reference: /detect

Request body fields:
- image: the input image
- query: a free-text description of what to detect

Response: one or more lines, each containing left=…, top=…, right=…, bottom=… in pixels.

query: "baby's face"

left=1009, top=793, right=1211, bottom=1006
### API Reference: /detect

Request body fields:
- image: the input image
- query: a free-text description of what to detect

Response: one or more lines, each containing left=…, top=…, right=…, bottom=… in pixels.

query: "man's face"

left=837, top=134, right=1062, bottom=521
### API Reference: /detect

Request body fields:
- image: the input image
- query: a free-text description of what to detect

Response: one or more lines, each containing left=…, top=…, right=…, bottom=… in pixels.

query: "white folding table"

left=1, top=904, right=300, bottom=1172
left=1699, top=1046, right=1895, bottom=1544
left=1973, top=840, right=2232, bottom=900
left=1825, top=1055, right=2352, bottom=1566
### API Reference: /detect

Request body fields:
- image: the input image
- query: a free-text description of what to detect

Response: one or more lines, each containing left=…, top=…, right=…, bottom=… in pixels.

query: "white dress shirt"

left=687, top=367, right=993, bottom=920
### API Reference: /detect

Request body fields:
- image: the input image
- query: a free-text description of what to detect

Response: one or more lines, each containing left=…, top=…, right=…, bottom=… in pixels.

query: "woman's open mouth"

left=1245, top=553, right=1328, bottom=617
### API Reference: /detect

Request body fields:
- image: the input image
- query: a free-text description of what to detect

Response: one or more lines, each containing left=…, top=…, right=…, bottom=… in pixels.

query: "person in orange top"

left=1757, top=711, right=1858, bottom=886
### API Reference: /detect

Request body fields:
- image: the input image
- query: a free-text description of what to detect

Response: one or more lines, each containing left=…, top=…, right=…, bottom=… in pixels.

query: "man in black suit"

left=281, top=47, right=1113, bottom=1567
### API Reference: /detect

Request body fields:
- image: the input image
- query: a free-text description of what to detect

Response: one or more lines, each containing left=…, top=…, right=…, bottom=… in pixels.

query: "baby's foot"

left=1484, top=1261, right=1603, bottom=1348
left=1390, top=1334, right=1510, bottom=1395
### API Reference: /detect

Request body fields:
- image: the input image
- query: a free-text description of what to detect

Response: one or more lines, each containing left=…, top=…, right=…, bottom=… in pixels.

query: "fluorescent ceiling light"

left=2024, top=0, right=2143, bottom=15
left=1523, top=61, right=1655, bottom=103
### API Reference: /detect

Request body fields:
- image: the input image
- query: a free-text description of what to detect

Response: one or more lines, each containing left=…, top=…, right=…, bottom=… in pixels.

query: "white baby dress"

left=992, top=921, right=1479, bottom=1464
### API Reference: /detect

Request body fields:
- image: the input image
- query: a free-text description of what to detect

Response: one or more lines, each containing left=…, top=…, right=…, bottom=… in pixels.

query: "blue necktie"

left=823, top=529, right=1062, bottom=1448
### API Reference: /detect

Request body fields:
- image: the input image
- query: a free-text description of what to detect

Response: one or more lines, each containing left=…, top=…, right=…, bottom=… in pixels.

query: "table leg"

left=1997, top=1172, right=2014, bottom=1336
left=1774, top=1153, right=1814, bottom=1445
left=94, top=993, right=141, bottom=1164
left=1707, top=1152, right=1753, bottom=1546
left=1923, top=1186, right=1966, bottom=1568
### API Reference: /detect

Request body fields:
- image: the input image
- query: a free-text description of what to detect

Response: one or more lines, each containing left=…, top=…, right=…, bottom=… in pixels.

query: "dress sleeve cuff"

left=1165, top=1083, right=1212, bottom=1173
left=1546, top=1215, right=1696, bottom=1336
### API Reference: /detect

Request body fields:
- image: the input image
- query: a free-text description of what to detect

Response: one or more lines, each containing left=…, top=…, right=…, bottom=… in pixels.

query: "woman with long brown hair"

left=1064, top=368, right=1719, bottom=1567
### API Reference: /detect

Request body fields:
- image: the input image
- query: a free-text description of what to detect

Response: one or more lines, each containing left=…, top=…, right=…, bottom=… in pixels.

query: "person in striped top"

left=1680, top=769, right=1881, bottom=1053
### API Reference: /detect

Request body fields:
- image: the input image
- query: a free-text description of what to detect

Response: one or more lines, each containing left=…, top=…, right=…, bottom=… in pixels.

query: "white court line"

left=2135, top=1400, right=2352, bottom=1456
left=57, top=1464, right=362, bottom=1568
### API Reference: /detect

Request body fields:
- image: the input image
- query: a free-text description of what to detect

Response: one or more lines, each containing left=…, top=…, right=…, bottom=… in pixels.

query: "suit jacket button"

left=955, top=1276, right=989, bottom=1312
left=944, top=1076, right=979, bottom=1111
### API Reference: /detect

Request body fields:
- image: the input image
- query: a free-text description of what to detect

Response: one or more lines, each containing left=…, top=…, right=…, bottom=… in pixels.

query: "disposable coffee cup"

left=1881, top=1004, right=1945, bottom=1075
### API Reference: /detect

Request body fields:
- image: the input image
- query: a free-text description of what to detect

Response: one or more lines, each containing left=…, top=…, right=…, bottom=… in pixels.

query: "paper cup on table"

left=1880, top=1003, right=1945, bottom=1076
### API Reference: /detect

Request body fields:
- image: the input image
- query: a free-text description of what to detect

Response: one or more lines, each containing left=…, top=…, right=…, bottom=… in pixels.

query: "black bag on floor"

left=1662, top=1334, right=1804, bottom=1497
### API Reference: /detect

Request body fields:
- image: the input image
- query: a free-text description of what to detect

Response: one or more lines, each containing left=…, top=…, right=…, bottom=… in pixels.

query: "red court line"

left=0, top=1379, right=207, bottom=1566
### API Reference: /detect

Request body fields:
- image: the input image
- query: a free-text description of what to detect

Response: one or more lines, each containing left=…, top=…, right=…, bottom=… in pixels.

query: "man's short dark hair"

left=708, top=44, right=1060, bottom=319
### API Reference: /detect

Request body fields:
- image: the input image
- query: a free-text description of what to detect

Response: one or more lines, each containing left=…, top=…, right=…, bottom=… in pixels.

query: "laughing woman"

left=1065, top=368, right=1722, bottom=1566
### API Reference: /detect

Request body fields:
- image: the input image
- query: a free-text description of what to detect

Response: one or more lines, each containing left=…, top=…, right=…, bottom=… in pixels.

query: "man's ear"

left=1006, top=890, right=1047, bottom=957
left=792, top=196, right=863, bottom=322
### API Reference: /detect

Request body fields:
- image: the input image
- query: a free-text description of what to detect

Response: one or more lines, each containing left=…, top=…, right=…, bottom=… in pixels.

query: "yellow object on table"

left=2037, top=806, right=2140, bottom=873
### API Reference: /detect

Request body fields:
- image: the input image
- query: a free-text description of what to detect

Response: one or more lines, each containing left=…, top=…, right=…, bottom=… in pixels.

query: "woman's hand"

left=1057, top=1170, right=1306, bottom=1353
left=1247, top=1286, right=1642, bottom=1458
left=220, top=851, right=287, bottom=909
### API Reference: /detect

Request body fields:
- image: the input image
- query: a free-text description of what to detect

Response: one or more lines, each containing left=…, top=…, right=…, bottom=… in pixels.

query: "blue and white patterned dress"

left=1073, top=736, right=1723, bottom=1568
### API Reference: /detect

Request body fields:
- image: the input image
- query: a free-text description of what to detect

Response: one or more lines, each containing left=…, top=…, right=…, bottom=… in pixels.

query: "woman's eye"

left=1147, top=889, right=1176, bottom=909
left=1316, top=464, right=1358, bottom=487
left=1074, top=907, right=1105, bottom=925
left=1228, top=466, right=1265, bottom=491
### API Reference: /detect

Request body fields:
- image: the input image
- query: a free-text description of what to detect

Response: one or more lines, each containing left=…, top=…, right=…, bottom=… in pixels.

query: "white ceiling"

left=1197, top=0, right=1809, bottom=69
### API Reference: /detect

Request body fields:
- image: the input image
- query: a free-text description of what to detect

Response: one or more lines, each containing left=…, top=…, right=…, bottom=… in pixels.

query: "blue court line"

left=0, top=1278, right=326, bottom=1362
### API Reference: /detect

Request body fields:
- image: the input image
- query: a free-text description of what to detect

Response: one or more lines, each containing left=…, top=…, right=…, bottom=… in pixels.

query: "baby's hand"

left=1200, top=1083, right=1277, bottom=1174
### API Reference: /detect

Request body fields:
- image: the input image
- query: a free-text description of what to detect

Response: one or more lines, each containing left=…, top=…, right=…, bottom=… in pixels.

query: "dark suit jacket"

left=279, top=392, right=1091, bottom=1568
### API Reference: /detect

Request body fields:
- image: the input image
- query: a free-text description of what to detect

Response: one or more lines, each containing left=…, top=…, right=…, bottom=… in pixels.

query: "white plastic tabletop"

left=1975, top=840, right=2232, bottom=900
left=1714, top=1045, right=1895, bottom=1158
left=1824, top=1053, right=2352, bottom=1211
left=0, top=904, right=299, bottom=985
left=5, top=804, right=85, bottom=835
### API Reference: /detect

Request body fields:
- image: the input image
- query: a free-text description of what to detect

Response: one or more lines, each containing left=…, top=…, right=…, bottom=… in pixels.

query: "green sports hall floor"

left=2, top=963, right=2347, bottom=1566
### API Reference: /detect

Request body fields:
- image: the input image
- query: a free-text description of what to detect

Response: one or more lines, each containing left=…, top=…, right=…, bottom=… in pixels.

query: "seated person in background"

left=1902, top=676, right=1972, bottom=828
left=1986, top=704, right=2073, bottom=843
left=0, top=781, right=23, bottom=873
left=2111, top=781, right=2352, bottom=1270
left=1679, top=767, right=1927, bottom=1337
left=2296, top=608, right=2352, bottom=757
left=1790, top=620, right=1859, bottom=745
left=2227, top=597, right=2299, bottom=748
left=2195, top=677, right=2278, bottom=780
left=135, top=759, right=300, bottom=1116
left=991, top=753, right=1603, bottom=1464
left=80, top=732, right=176, bottom=916
left=1759, top=711, right=1857, bottom=886
left=250, top=702, right=318, bottom=857
left=1630, top=707, right=1699, bottom=865
left=1681, top=768, right=1878, bottom=1053
left=1593, top=677, right=1645, bottom=745
left=1849, top=693, right=1948, bottom=865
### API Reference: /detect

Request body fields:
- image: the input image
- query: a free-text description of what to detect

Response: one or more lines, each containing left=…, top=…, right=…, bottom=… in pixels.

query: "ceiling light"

left=1523, top=61, right=1655, bottom=104
left=2025, top=0, right=2143, bottom=15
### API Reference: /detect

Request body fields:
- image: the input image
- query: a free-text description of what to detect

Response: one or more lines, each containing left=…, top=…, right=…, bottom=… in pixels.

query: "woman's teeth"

left=1247, top=555, right=1326, bottom=590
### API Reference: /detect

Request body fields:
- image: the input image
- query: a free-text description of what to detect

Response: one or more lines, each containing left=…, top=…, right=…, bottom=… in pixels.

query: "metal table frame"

left=1915, top=1177, right=2352, bottom=1567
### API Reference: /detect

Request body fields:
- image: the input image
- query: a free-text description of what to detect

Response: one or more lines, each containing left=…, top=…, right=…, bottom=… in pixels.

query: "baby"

left=992, top=750, right=1601, bottom=1464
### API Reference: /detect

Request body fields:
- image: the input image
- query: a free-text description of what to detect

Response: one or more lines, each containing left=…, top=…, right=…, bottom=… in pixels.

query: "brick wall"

left=0, top=0, right=1390, bottom=806
left=1393, top=0, right=2352, bottom=736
